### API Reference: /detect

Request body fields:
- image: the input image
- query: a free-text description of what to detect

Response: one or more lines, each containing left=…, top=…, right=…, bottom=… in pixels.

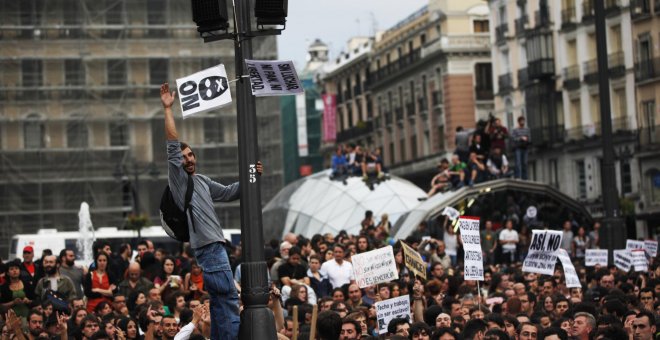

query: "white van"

left=8, top=226, right=242, bottom=260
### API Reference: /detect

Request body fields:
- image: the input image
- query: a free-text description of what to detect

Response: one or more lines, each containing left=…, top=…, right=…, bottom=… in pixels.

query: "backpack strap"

left=184, top=174, right=196, bottom=233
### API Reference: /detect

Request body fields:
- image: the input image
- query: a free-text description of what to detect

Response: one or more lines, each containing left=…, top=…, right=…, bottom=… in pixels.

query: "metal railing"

left=515, top=15, right=528, bottom=35
left=639, top=124, right=660, bottom=145
left=583, top=58, right=599, bottom=84
left=635, top=57, right=660, bottom=82
left=630, top=0, right=652, bottom=19
left=563, top=65, right=580, bottom=90
left=561, top=6, right=578, bottom=29
left=608, top=51, right=625, bottom=78
left=583, top=0, right=595, bottom=20
left=496, top=24, right=508, bottom=43
left=517, top=68, right=529, bottom=88
left=498, top=73, right=513, bottom=93
left=528, top=59, right=555, bottom=79
left=336, top=120, right=374, bottom=143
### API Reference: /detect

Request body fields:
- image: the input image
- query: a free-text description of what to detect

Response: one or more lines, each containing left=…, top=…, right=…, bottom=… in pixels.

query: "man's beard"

left=66, top=259, right=75, bottom=267
left=45, top=266, right=57, bottom=276
left=29, top=327, right=43, bottom=337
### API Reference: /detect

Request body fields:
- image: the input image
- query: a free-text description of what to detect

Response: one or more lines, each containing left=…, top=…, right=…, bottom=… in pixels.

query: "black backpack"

left=160, top=174, right=195, bottom=242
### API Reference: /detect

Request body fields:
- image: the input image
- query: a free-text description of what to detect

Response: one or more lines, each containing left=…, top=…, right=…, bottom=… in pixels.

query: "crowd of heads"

left=331, top=143, right=386, bottom=184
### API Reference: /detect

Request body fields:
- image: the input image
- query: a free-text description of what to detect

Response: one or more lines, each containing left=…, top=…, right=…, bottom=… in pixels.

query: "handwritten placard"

left=626, top=239, right=645, bottom=251
left=585, top=249, right=608, bottom=267
left=644, top=240, right=658, bottom=258
left=351, top=246, right=398, bottom=288
left=613, top=249, right=632, bottom=272
left=245, top=60, right=304, bottom=97
left=459, top=216, right=484, bottom=280
left=557, top=249, right=581, bottom=288
left=401, top=242, right=426, bottom=280
left=176, top=64, right=232, bottom=118
left=631, top=249, right=649, bottom=272
left=375, top=295, right=411, bottom=334
left=441, top=207, right=460, bottom=221
left=523, top=229, right=563, bottom=275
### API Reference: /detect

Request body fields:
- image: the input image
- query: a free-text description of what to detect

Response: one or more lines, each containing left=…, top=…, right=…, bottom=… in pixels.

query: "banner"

left=523, top=229, right=563, bottom=275
left=351, top=246, right=398, bottom=288
left=585, top=249, right=608, bottom=267
left=626, top=239, right=645, bottom=251
left=644, top=240, right=658, bottom=257
left=176, top=64, right=232, bottom=118
left=245, top=60, right=304, bottom=97
left=322, top=94, right=337, bottom=143
left=401, top=242, right=426, bottom=280
left=375, top=295, right=411, bottom=335
left=557, top=249, right=581, bottom=288
left=441, top=207, right=460, bottom=221
left=458, top=216, right=484, bottom=280
left=613, top=249, right=632, bottom=272
left=632, top=249, right=649, bottom=272
left=295, top=94, right=309, bottom=157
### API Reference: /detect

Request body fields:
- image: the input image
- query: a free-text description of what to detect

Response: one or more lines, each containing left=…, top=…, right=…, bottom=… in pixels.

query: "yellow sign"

left=401, top=242, right=427, bottom=280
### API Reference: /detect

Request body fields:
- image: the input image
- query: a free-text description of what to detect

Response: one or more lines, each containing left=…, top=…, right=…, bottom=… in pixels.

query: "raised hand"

left=256, top=161, right=264, bottom=176
left=160, top=83, right=177, bottom=109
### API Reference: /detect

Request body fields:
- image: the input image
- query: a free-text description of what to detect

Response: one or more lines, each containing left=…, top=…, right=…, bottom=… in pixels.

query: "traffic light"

left=254, top=0, right=287, bottom=27
left=191, top=0, right=229, bottom=33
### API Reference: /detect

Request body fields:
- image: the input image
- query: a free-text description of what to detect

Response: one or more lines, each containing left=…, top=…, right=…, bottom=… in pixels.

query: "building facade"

left=321, top=0, right=493, bottom=188
left=489, top=0, right=659, bottom=237
left=0, top=0, right=282, bottom=253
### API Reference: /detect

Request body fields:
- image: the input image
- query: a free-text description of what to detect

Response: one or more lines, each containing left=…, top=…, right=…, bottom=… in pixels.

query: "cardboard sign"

left=441, top=207, right=460, bottom=221
left=557, top=249, right=581, bottom=288
left=626, top=239, right=645, bottom=251
left=585, top=249, right=608, bottom=267
left=644, top=240, right=658, bottom=258
left=176, top=64, right=232, bottom=118
left=458, top=216, right=484, bottom=280
left=632, top=249, right=649, bottom=272
left=401, top=242, right=426, bottom=280
left=375, top=296, right=411, bottom=335
left=351, top=246, right=398, bottom=288
left=523, top=230, right=563, bottom=275
left=613, top=249, right=632, bottom=272
left=245, top=60, right=304, bottom=97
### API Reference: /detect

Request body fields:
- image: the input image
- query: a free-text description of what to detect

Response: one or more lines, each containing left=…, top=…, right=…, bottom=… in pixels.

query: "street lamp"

left=113, top=161, right=160, bottom=239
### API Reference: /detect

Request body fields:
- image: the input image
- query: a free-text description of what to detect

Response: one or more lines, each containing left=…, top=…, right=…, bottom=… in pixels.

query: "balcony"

left=561, top=7, right=578, bottom=31
left=583, top=0, right=595, bottom=22
left=475, top=87, right=494, bottom=100
left=495, top=24, right=509, bottom=44
left=534, top=9, right=551, bottom=28
left=405, top=102, right=415, bottom=118
left=498, top=73, right=513, bottom=93
left=371, top=50, right=421, bottom=85
left=384, top=111, right=393, bottom=126
left=353, top=85, right=362, bottom=97
left=531, top=125, right=565, bottom=147
left=608, top=51, right=625, bottom=78
left=583, top=58, right=599, bottom=84
left=418, top=97, right=429, bottom=113
left=563, top=65, right=580, bottom=90
left=421, top=34, right=491, bottom=58
left=639, top=124, right=660, bottom=146
left=631, top=0, right=652, bottom=20
left=395, top=107, right=404, bottom=122
left=605, top=0, right=622, bottom=16
left=636, top=57, right=660, bottom=83
left=517, top=68, right=529, bottom=88
left=515, top=15, right=528, bottom=36
left=528, top=59, right=555, bottom=79
left=431, top=91, right=443, bottom=107
left=336, top=120, right=375, bottom=143
left=566, top=118, right=633, bottom=141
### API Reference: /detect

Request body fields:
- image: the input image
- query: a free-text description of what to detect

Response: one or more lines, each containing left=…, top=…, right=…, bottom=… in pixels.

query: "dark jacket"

left=0, top=279, right=36, bottom=304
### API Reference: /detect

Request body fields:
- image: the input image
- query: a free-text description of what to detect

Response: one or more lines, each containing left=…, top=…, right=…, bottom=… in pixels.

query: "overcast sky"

left=277, top=0, right=428, bottom=68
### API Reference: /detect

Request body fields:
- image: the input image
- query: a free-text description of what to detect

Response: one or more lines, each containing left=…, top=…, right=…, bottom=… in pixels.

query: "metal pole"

left=133, top=162, right=142, bottom=241
left=234, top=0, right=276, bottom=339
left=594, top=0, right=626, bottom=252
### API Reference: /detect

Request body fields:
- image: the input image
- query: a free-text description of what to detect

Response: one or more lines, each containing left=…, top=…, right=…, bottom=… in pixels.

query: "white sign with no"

left=176, top=64, right=232, bottom=118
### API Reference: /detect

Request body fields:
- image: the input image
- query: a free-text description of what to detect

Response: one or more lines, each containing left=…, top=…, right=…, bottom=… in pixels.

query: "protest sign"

left=585, top=249, right=608, bottom=267
left=375, top=295, right=411, bottom=334
left=557, top=249, right=581, bottom=288
left=644, top=240, right=658, bottom=257
left=176, top=64, right=232, bottom=118
left=522, top=229, right=562, bottom=275
left=441, top=207, right=460, bottom=221
left=613, top=249, right=632, bottom=272
left=245, top=60, right=304, bottom=97
left=631, top=249, right=649, bottom=272
left=626, top=239, right=644, bottom=251
left=458, top=216, right=484, bottom=280
left=401, top=242, right=426, bottom=280
left=351, top=246, right=398, bottom=288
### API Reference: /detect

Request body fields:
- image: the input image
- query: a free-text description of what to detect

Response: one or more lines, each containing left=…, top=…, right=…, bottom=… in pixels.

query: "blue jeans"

left=515, top=148, right=528, bottom=180
left=194, top=242, right=240, bottom=340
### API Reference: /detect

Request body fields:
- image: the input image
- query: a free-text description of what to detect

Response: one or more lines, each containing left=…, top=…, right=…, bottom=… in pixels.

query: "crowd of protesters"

left=331, top=144, right=386, bottom=184
left=0, top=213, right=658, bottom=340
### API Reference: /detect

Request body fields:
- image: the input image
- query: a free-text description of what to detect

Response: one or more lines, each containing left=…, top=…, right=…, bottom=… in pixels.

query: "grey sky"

left=277, top=0, right=428, bottom=68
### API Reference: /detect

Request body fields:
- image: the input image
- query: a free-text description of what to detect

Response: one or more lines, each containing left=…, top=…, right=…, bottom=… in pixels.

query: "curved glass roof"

left=262, top=170, right=426, bottom=240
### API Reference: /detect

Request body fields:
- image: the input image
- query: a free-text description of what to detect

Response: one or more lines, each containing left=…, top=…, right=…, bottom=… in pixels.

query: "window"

left=149, top=59, right=168, bottom=85
left=109, top=115, right=128, bottom=146
left=475, top=63, right=493, bottom=91
left=204, top=116, right=223, bottom=143
left=147, top=0, right=166, bottom=37
left=389, top=142, right=395, bottom=164
left=67, top=115, right=88, bottom=148
left=549, top=158, right=559, bottom=189
left=106, top=0, right=123, bottom=25
left=400, top=138, right=406, bottom=161
left=642, top=101, right=657, bottom=143
left=107, top=60, right=127, bottom=86
left=499, top=6, right=507, bottom=25
left=474, top=20, right=489, bottom=33
left=22, top=60, right=42, bottom=87
left=620, top=158, right=632, bottom=194
left=65, top=59, right=85, bottom=86
left=576, top=160, right=586, bottom=199
left=651, top=170, right=660, bottom=204
left=23, top=114, right=44, bottom=149
left=410, top=135, right=417, bottom=159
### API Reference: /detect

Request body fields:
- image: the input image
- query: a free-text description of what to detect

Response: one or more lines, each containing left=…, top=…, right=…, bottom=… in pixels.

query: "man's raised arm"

left=161, top=83, right=178, bottom=141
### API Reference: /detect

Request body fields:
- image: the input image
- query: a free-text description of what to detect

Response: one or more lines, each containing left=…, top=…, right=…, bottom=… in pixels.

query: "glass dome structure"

left=262, top=170, right=426, bottom=240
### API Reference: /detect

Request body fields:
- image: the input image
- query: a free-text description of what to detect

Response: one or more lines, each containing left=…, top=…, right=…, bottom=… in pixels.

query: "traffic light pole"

left=233, top=0, right=277, bottom=339
left=594, top=0, right=626, bottom=253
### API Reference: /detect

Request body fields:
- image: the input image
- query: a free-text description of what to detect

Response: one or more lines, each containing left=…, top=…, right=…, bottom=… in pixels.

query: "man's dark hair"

left=180, top=142, right=195, bottom=156
left=640, top=287, right=656, bottom=298
left=90, top=330, right=110, bottom=340
left=540, top=327, right=567, bottom=340
left=516, top=322, right=539, bottom=337
left=485, top=313, right=504, bottom=329
left=423, top=305, right=444, bottom=327
left=119, top=243, right=131, bottom=255
left=137, top=240, right=148, bottom=248
left=636, top=310, right=657, bottom=326
left=341, top=319, right=361, bottom=335
left=485, top=328, right=510, bottom=340
left=28, top=310, right=43, bottom=322
left=463, top=319, right=487, bottom=340
left=289, top=246, right=302, bottom=258
left=431, top=327, right=459, bottom=340
left=409, top=322, right=431, bottom=338
left=503, top=315, right=519, bottom=330
left=58, top=248, right=72, bottom=262
left=365, top=210, right=373, bottom=218
left=594, top=325, right=628, bottom=340
left=316, top=311, right=341, bottom=340
left=387, top=317, right=409, bottom=335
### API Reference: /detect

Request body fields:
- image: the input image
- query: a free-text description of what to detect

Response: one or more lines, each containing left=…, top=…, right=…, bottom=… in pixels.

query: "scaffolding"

left=0, top=0, right=283, bottom=257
